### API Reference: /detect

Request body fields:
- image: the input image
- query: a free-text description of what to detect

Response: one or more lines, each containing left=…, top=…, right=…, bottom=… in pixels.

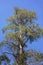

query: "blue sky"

left=0, top=0, right=43, bottom=53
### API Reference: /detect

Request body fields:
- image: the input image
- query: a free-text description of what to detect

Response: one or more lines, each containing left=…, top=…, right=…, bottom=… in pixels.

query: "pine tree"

left=0, top=7, right=43, bottom=65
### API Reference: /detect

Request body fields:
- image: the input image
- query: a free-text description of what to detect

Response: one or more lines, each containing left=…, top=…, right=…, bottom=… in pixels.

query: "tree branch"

left=2, top=51, right=17, bottom=58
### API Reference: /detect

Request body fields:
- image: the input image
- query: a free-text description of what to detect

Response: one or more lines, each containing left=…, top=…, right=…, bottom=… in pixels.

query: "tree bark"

left=20, top=44, right=22, bottom=55
left=19, top=30, right=23, bottom=55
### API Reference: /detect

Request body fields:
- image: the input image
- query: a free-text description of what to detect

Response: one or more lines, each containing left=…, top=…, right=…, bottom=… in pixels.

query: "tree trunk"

left=19, top=30, right=23, bottom=55
left=19, top=44, right=23, bottom=65
left=19, top=30, right=23, bottom=65
left=20, top=44, right=22, bottom=55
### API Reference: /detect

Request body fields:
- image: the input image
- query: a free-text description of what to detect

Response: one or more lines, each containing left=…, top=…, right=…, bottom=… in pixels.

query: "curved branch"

left=2, top=51, right=19, bottom=65
left=2, top=51, right=17, bottom=58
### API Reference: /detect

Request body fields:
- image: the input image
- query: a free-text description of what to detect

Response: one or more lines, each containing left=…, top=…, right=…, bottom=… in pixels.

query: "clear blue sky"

left=0, top=0, right=43, bottom=53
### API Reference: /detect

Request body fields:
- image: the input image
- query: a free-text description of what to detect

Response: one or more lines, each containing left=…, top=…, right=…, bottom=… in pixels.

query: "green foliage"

left=35, top=52, right=42, bottom=61
left=0, top=7, right=43, bottom=65
left=0, top=54, right=10, bottom=65
left=2, top=7, right=43, bottom=43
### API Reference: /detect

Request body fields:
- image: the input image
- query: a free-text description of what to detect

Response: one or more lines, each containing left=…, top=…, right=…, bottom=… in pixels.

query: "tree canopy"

left=0, top=7, right=43, bottom=65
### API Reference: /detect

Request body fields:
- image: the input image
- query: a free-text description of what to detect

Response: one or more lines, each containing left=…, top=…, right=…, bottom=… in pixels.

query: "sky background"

left=0, top=0, right=43, bottom=53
